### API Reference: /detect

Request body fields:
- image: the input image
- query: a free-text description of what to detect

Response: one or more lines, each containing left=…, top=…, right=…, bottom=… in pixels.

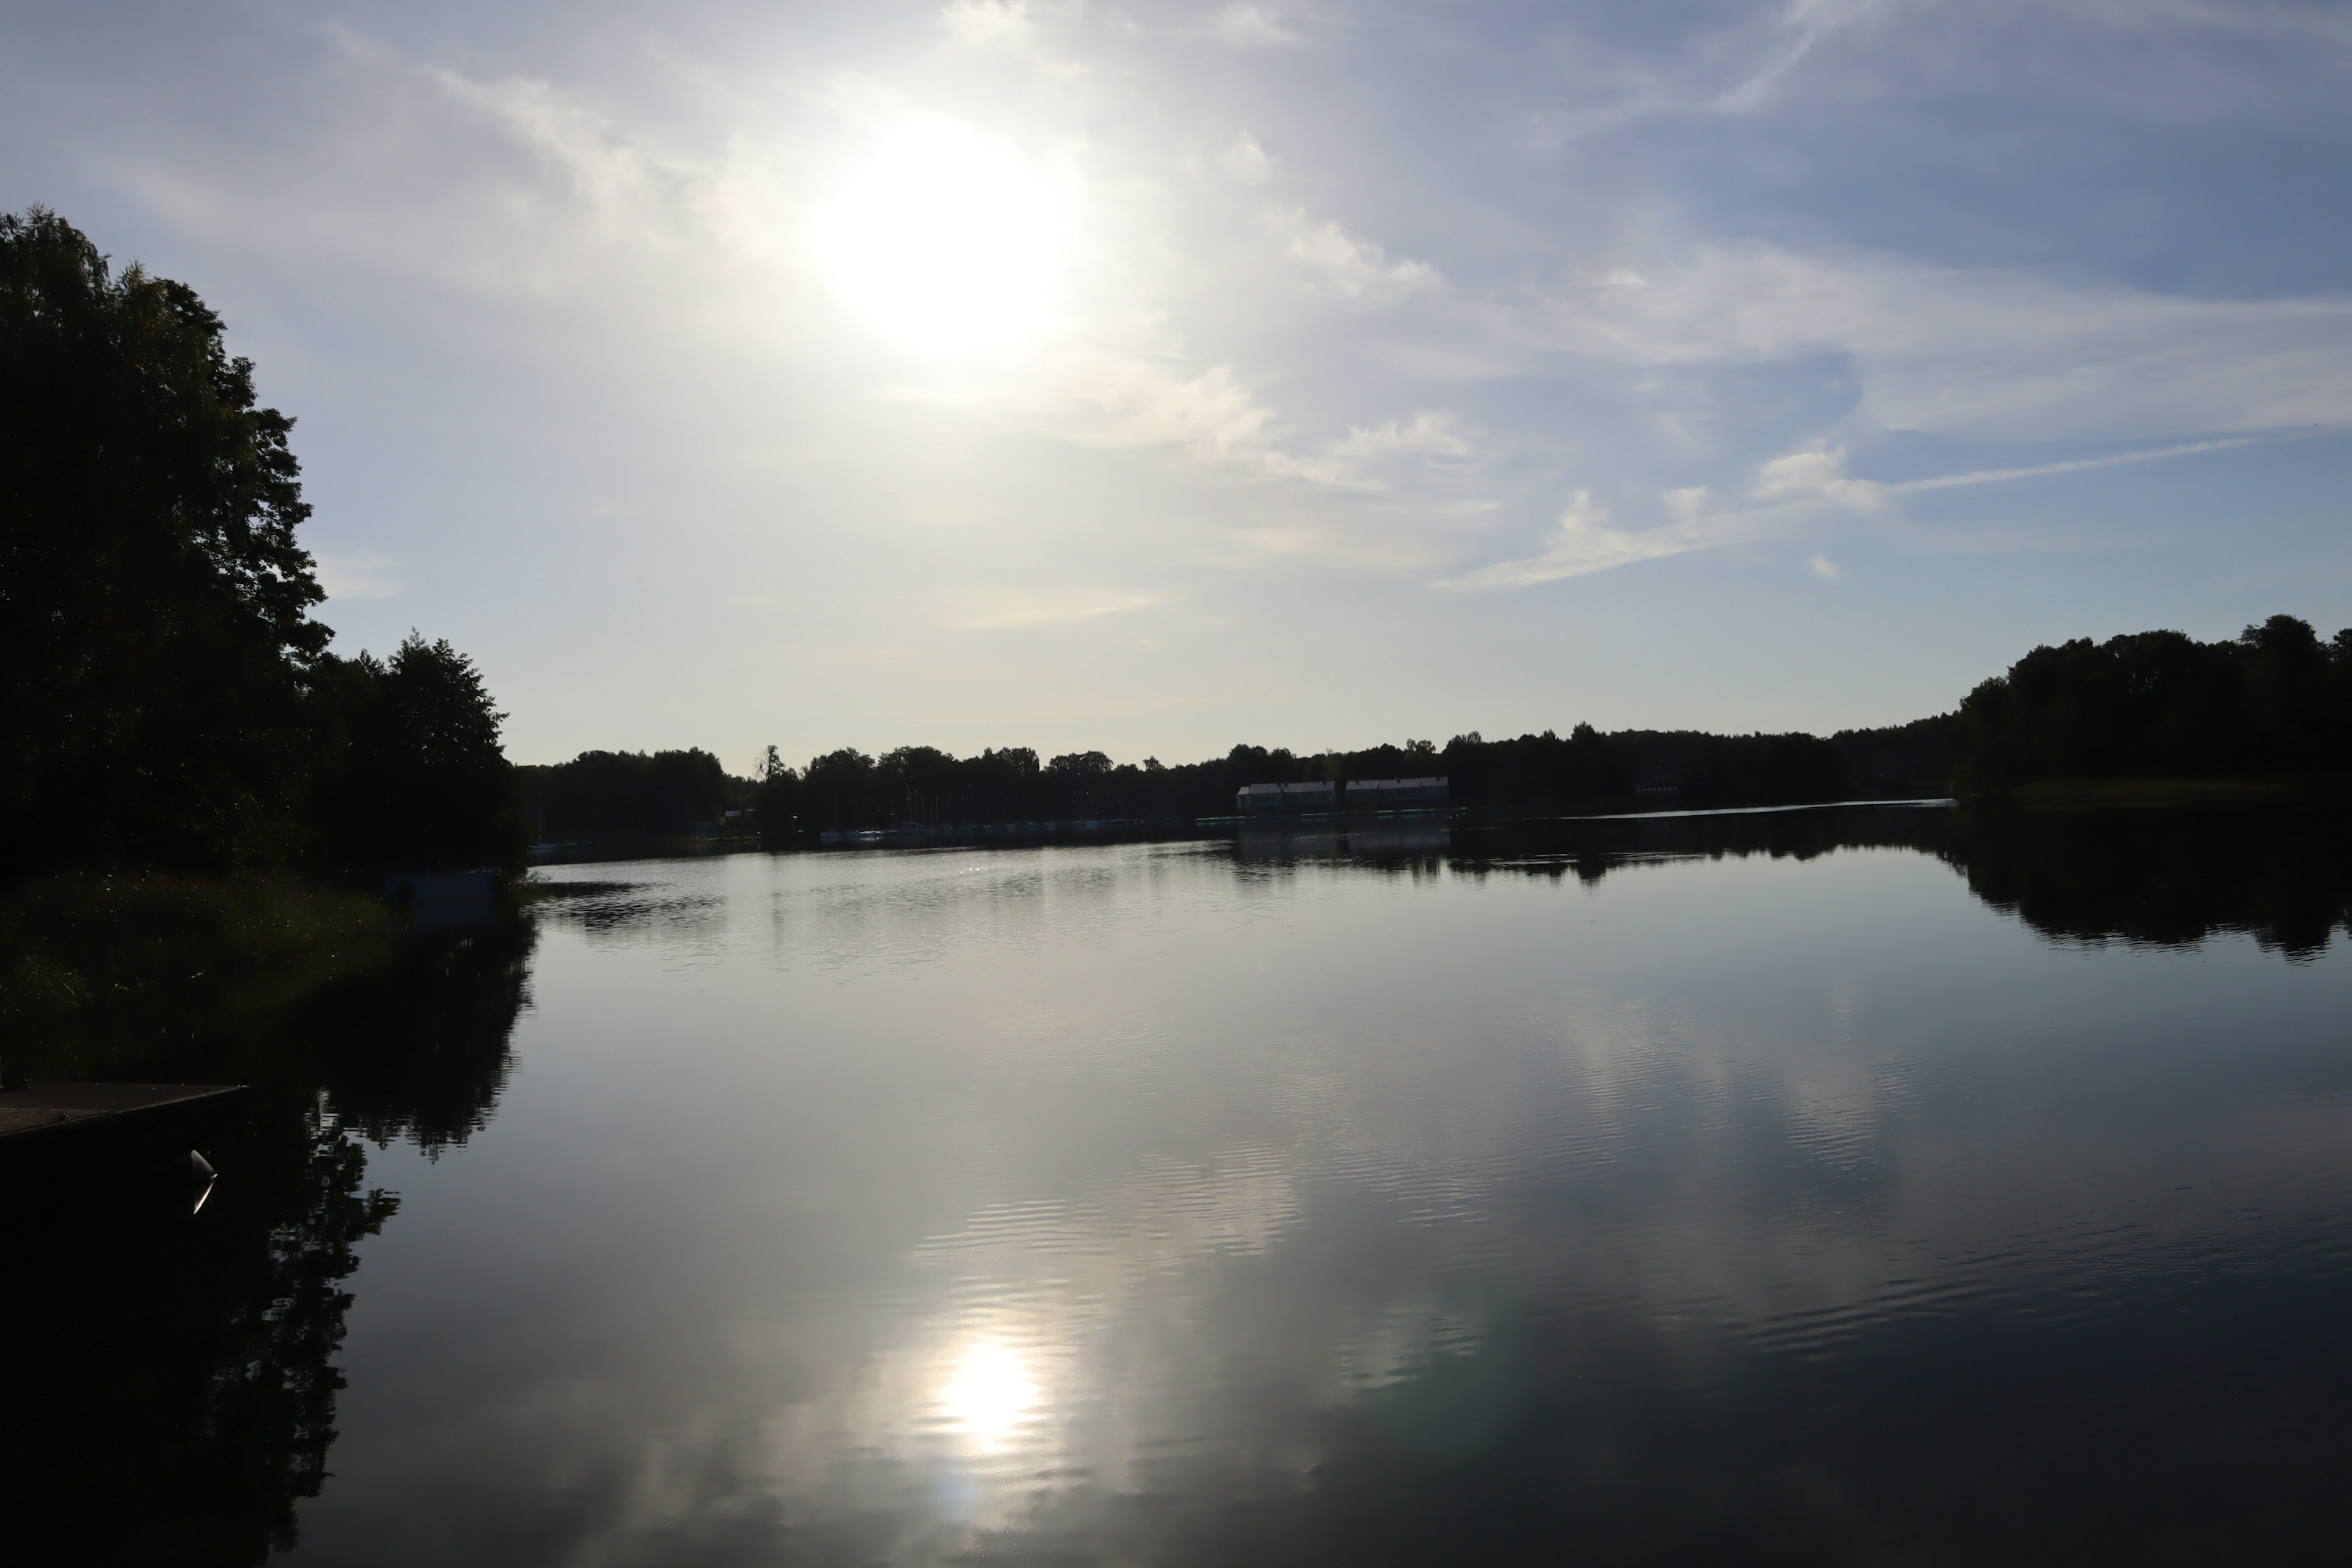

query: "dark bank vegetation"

left=721, top=617, right=2347, bottom=842
left=1948, top=616, right=2352, bottom=797
left=2, top=207, right=525, bottom=1016
left=730, top=718, right=1954, bottom=842
left=516, top=747, right=748, bottom=843
left=535, top=615, right=2348, bottom=850
left=0, top=875, right=390, bottom=1031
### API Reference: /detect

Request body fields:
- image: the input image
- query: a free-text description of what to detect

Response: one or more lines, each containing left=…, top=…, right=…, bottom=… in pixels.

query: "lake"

left=12, top=803, right=2352, bottom=1564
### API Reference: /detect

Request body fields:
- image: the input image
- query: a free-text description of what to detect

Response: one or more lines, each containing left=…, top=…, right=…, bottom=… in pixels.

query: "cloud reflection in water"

left=302, top=809, right=2352, bottom=1564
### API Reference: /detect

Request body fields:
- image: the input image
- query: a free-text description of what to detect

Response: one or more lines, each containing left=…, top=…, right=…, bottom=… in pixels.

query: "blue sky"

left=8, top=1, right=2350, bottom=769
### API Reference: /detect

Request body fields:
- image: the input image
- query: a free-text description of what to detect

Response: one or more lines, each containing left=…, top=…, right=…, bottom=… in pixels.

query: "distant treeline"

left=518, top=722, right=1949, bottom=845
left=737, top=721, right=1952, bottom=840
left=519, top=616, right=2352, bottom=849
left=515, top=749, right=744, bottom=843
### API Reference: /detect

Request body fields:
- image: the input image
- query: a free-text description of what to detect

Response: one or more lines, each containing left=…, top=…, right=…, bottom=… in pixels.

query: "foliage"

left=514, top=746, right=745, bottom=843
left=733, top=616, right=2344, bottom=839
left=1948, top=616, right=2352, bottom=794
left=1, top=208, right=522, bottom=880
left=312, top=634, right=528, bottom=874
left=0, top=873, right=390, bottom=1038
left=754, top=743, right=801, bottom=845
left=1, top=206, right=326, bottom=873
left=742, top=722, right=1954, bottom=839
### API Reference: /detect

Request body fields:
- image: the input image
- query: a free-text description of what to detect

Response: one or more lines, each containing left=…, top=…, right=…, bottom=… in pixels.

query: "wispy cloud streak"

left=1450, top=435, right=2274, bottom=589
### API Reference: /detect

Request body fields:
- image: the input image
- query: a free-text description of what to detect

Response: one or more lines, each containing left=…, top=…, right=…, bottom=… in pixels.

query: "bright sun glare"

left=938, top=1342, right=1039, bottom=1444
left=815, top=118, right=1070, bottom=356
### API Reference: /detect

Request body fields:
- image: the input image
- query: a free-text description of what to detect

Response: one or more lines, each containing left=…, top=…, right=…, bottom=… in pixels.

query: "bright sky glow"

left=10, top=1, right=2350, bottom=768
left=815, top=118, right=1069, bottom=356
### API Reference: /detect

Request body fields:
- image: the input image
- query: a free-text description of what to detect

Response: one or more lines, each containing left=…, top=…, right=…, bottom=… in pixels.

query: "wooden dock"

left=0, top=1082, right=249, bottom=1215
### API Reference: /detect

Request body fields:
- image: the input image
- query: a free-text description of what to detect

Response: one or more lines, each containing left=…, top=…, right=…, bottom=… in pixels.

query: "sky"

left=7, top=0, right=2351, bottom=771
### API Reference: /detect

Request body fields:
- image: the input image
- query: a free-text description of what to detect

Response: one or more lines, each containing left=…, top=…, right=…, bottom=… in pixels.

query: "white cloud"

left=1809, top=552, right=1842, bottom=580
left=1715, top=0, right=1893, bottom=115
left=937, top=1, right=1032, bottom=48
left=1751, top=442, right=1883, bottom=510
left=970, top=348, right=1371, bottom=491
left=1043, top=355, right=1275, bottom=460
left=1544, top=245, right=2352, bottom=442
left=1220, top=134, right=1272, bottom=185
left=431, top=69, right=695, bottom=240
left=1444, top=491, right=1736, bottom=589
left=1329, top=413, right=1471, bottom=462
left=1278, top=211, right=1440, bottom=303
left=1523, top=0, right=1894, bottom=146
left=1205, top=5, right=1297, bottom=47
left=1448, top=431, right=2275, bottom=589
left=1662, top=486, right=1709, bottom=521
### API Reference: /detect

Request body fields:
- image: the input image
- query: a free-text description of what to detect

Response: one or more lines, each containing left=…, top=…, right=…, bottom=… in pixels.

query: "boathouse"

left=1235, top=781, right=1339, bottom=814
left=1343, top=777, right=1449, bottom=810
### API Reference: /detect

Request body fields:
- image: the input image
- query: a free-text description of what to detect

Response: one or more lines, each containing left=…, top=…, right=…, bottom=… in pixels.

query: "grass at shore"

left=0, top=875, right=398, bottom=1077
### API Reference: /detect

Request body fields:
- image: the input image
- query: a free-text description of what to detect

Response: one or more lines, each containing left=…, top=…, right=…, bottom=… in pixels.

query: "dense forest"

left=523, top=617, right=2352, bottom=848
left=714, top=619, right=2344, bottom=841
left=514, top=749, right=742, bottom=844
left=1948, top=616, right=2352, bottom=793
left=2, top=208, right=524, bottom=880
left=731, top=720, right=1951, bottom=841
left=510, top=720, right=1950, bottom=847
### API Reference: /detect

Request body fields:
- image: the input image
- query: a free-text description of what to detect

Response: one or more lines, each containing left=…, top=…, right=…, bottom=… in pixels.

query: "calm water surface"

left=17, top=806, right=2352, bottom=1564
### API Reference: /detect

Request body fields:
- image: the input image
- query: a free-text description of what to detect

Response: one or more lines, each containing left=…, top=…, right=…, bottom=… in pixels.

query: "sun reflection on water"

left=937, top=1341, right=1041, bottom=1447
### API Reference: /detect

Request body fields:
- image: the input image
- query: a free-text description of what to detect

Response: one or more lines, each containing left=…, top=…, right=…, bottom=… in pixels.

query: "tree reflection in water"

left=1457, top=799, right=2352, bottom=961
left=1941, top=802, right=2352, bottom=960
left=0, top=919, right=534, bottom=1564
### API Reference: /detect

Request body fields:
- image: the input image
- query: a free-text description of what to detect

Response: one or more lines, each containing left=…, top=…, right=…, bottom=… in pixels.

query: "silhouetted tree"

left=1, top=207, right=327, bottom=872
left=1948, top=617, right=2352, bottom=793
left=514, top=747, right=738, bottom=844
left=313, top=634, right=527, bottom=873
left=754, top=744, right=802, bottom=846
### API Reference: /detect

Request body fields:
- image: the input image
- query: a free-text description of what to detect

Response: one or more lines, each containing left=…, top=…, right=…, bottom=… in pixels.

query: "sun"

left=814, top=118, right=1071, bottom=357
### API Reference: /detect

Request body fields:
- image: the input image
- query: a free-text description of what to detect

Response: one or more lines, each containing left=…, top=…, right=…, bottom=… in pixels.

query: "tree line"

left=2, top=208, right=524, bottom=880
left=507, top=621, right=2352, bottom=849
left=1948, top=616, right=2352, bottom=793
left=514, top=748, right=742, bottom=844
left=728, top=720, right=1953, bottom=841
